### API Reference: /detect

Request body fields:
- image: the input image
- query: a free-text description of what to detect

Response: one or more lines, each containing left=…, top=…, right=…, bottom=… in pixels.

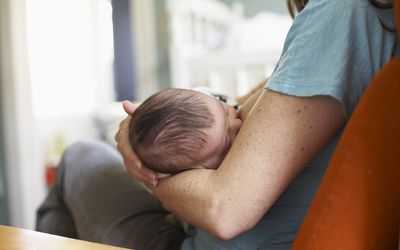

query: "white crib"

left=166, top=0, right=292, bottom=97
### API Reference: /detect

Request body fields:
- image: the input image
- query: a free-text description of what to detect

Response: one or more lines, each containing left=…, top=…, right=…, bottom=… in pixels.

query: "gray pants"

left=36, top=140, right=186, bottom=250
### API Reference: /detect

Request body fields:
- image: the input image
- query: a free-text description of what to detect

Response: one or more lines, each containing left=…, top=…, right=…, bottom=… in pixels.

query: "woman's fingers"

left=123, top=158, right=157, bottom=186
left=115, top=101, right=158, bottom=186
left=122, top=100, right=141, bottom=115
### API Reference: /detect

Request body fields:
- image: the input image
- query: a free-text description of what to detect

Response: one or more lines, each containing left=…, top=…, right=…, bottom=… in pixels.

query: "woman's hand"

left=115, top=101, right=158, bottom=186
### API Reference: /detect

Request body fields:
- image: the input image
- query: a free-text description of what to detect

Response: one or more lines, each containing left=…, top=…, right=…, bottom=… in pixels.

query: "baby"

left=129, top=88, right=243, bottom=174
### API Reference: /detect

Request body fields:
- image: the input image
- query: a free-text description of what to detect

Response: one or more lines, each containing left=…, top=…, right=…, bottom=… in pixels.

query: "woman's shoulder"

left=269, top=0, right=396, bottom=118
left=301, top=0, right=372, bottom=18
left=294, top=0, right=386, bottom=31
left=301, top=0, right=396, bottom=36
left=308, top=0, right=369, bottom=7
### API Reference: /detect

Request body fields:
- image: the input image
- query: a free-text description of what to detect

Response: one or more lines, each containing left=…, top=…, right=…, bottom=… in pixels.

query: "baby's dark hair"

left=129, top=88, right=215, bottom=174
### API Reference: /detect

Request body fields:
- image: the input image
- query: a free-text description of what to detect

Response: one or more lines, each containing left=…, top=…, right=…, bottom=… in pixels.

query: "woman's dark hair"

left=286, top=0, right=308, bottom=19
left=368, top=0, right=393, bottom=9
left=286, top=0, right=395, bottom=32
left=368, top=0, right=396, bottom=32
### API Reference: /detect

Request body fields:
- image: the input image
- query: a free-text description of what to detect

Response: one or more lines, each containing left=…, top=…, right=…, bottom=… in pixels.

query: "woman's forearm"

left=153, top=89, right=345, bottom=239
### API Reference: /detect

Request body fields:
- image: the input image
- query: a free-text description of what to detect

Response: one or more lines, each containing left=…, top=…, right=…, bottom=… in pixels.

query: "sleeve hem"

left=265, top=81, right=349, bottom=119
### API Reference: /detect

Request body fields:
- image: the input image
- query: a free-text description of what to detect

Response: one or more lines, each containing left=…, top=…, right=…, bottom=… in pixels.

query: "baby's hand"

left=115, top=101, right=159, bottom=186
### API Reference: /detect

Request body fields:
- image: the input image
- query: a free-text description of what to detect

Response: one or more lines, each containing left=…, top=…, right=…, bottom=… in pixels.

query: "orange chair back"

left=292, top=1, right=400, bottom=249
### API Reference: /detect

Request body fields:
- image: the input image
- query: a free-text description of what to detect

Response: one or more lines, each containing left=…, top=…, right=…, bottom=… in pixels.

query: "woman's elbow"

left=206, top=199, right=254, bottom=240
left=207, top=214, right=254, bottom=240
left=209, top=220, right=241, bottom=240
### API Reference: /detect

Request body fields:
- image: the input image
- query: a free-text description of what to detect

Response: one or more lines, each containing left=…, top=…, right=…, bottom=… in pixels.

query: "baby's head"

left=129, top=88, right=242, bottom=174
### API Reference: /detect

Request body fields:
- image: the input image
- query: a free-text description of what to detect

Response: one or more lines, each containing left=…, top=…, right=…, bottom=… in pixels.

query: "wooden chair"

left=292, top=1, right=400, bottom=249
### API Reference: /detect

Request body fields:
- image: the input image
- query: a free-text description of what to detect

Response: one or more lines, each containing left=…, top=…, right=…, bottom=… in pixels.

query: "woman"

left=116, top=0, right=398, bottom=247
left=38, top=0, right=398, bottom=249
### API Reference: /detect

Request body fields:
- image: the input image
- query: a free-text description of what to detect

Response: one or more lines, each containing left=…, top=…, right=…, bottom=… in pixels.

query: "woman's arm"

left=238, top=87, right=263, bottom=120
left=151, top=88, right=345, bottom=240
left=235, top=79, right=267, bottom=105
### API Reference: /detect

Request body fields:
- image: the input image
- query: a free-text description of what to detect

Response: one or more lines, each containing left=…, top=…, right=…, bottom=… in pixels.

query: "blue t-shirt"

left=267, top=0, right=398, bottom=118
left=182, top=0, right=398, bottom=249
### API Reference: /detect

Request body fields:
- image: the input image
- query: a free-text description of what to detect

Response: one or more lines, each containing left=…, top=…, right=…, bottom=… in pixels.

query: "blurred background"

left=0, top=0, right=291, bottom=229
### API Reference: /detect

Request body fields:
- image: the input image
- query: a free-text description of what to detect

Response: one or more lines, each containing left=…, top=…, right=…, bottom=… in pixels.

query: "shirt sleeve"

left=266, top=0, right=397, bottom=118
